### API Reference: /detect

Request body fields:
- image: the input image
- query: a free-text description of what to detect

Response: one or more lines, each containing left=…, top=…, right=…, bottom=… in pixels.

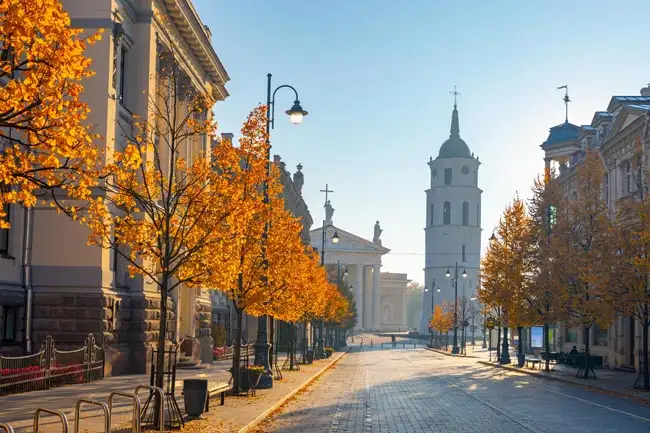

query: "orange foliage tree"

left=613, top=134, right=650, bottom=389
left=479, top=195, right=532, bottom=363
left=0, top=0, right=101, bottom=223
left=429, top=303, right=453, bottom=347
left=552, top=150, right=616, bottom=376
left=79, top=43, right=238, bottom=398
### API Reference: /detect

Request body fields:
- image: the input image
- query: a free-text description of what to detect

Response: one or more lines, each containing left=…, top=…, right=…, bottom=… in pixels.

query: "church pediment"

left=310, top=225, right=390, bottom=255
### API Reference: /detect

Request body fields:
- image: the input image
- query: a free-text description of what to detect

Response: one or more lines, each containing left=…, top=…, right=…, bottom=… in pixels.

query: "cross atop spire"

left=449, top=85, right=462, bottom=107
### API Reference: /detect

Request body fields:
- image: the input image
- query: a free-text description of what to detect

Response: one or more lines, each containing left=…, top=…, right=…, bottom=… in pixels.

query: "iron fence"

left=212, top=342, right=254, bottom=361
left=0, top=333, right=104, bottom=396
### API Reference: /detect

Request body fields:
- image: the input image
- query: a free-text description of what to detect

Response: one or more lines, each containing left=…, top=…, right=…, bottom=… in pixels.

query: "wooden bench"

left=181, top=382, right=231, bottom=412
left=524, top=356, right=541, bottom=369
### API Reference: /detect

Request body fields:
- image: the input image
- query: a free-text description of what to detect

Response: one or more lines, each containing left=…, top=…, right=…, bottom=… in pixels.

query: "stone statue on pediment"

left=325, top=200, right=334, bottom=222
left=293, top=163, right=304, bottom=193
left=373, top=221, right=382, bottom=245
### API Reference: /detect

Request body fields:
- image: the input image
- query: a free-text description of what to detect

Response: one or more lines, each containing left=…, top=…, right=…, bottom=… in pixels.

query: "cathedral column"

left=372, top=264, right=381, bottom=330
left=363, top=266, right=373, bottom=328
left=355, top=264, right=364, bottom=330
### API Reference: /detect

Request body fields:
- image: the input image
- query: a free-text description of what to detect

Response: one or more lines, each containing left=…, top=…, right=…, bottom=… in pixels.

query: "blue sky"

left=193, top=0, right=650, bottom=283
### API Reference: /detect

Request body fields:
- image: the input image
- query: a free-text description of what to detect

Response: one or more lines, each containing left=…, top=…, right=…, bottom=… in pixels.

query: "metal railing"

left=0, top=333, right=104, bottom=396
left=0, top=423, right=14, bottom=433
left=108, top=392, right=141, bottom=433
left=213, top=342, right=254, bottom=361
left=74, top=399, right=109, bottom=433
left=34, top=408, right=69, bottom=433
left=135, top=385, right=164, bottom=433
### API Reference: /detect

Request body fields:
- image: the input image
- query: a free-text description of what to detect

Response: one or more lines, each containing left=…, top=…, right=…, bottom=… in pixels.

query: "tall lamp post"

left=317, top=218, right=339, bottom=359
left=255, top=73, right=309, bottom=389
left=470, top=297, right=477, bottom=347
left=446, top=263, right=467, bottom=354
left=424, top=283, right=440, bottom=347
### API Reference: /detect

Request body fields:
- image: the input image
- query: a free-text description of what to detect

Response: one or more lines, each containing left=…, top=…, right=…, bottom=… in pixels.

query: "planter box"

left=183, top=379, right=208, bottom=417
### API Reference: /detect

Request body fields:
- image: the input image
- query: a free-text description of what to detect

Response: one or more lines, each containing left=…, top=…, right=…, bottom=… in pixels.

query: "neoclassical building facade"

left=0, top=0, right=229, bottom=375
left=541, top=84, right=650, bottom=371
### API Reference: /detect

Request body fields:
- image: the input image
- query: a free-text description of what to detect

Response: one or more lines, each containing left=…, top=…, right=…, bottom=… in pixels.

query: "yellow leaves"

left=0, top=0, right=102, bottom=226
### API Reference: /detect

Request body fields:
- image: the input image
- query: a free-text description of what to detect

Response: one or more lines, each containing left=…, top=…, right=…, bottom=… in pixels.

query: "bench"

left=524, top=356, right=542, bottom=369
left=181, top=382, right=231, bottom=412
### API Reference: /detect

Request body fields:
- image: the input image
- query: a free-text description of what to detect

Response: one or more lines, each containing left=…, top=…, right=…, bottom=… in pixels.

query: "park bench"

left=524, top=356, right=542, bottom=369
left=181, top=381, right=231, bottom=412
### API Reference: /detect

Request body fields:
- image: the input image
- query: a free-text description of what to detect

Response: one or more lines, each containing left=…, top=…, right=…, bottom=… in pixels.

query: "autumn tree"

left=79, top=39, right=240, bottom=408
left=525, top=169, right=567, bottom=371
left=430, top=303, right=453, bottom=348
left=613, top=133, right=650, bottom=389
left=0, top=0, right=101, bottom=222
left=553, top=150, right=616, bottom=377
left=479, top=195, right=532, bottom=364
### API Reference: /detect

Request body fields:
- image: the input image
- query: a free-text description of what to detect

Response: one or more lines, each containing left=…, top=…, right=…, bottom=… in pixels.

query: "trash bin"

left=306, top=349, right=315, bottom=364
left=184, top=379, right=208, bottom=417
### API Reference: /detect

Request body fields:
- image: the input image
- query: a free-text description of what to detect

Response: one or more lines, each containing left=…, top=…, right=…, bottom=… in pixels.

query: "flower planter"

left=240, top=370, right=262, bottom=390
left=183, top=379, right=208, bottom=417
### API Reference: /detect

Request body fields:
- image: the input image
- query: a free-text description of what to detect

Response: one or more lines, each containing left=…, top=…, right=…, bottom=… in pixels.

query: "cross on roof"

left=449, top=85, right=462, bottom=107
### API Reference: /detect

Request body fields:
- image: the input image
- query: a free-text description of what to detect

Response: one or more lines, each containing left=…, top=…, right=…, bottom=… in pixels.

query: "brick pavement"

left=251, top=345, right=650, bottom=432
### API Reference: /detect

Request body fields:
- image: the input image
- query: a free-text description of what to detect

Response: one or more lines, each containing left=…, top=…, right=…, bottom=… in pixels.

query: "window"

left=0, top=183, right=10, bottom=255
left=429, top=203, right=434, bottom=227
left=604, top=173, right=609, bottom=205
left=565, top=327, right=577, bottom=343
left=462, top=201, right=469, bottom=226
left=2, top=306, right=16, bottom=342
left=462, top=245, right=467, bottom=262
left=119, top=47, right=128, bottom=104
left=432, top=168, right=437, bottom=178
left=443, top=201, right=451, bottom=225
left=444, top=168, right=452, bottom=185
left=626, top=160, right=632, bottom=194
left=594, top=324, right=608, bottom=347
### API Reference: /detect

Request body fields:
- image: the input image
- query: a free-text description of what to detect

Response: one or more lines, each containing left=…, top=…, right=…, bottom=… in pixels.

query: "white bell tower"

left=420, top=92, right=482, bottom=335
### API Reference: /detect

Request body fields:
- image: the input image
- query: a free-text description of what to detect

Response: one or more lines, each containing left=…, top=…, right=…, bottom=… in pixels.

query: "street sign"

left=462, top=320, right=469, bottom=328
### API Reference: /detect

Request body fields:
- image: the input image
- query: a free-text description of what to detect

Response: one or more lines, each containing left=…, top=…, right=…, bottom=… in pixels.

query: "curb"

left=238, top=346, right=352, bottom=433
left=425, top=347, right=479, bottom=359
left=477, top=360, right=650, bottom=405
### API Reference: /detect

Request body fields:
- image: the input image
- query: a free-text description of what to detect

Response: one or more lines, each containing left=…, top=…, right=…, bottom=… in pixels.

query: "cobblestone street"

left=253, top=346, right=650, bottom=433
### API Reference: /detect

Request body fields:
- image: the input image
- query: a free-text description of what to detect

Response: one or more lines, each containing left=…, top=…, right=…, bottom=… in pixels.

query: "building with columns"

left=0, top=0, right=229, bottom=375
left=420, top=100, right=482, bottom=335
left=540, top=84, right=650, bottom=371
left=311, top=213, right=407, bottom=331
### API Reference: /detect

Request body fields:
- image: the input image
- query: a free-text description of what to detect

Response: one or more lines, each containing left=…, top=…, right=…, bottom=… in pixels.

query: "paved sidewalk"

left=479, top=359, right=650, bottom=404
left=0, top=347, right=351, bottom=433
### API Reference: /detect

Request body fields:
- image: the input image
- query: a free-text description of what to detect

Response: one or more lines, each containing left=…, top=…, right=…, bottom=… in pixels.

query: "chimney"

left=641, top=83, right=650, bottom=97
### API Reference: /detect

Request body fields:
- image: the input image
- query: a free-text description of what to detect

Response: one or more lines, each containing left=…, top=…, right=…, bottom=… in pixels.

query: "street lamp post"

left=317, top=206, right=339, bottom=359
left=424, top=283, right=440, bottom=347
left=446, top=263, right=467, bottom=355
left=470, top=297, right=477, bottom=347
left=255, top=73, right=308, bottom=389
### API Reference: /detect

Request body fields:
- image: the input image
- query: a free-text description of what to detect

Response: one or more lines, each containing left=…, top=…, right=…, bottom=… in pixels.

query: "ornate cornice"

left=159, top=0, right=230, bottom=101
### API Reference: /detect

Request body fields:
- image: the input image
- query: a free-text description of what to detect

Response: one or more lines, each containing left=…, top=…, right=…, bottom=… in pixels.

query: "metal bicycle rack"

left=108, top=391, right=142, bottom=433
left=135, top=384, right=165, bottom=433
left=74, top=399, right=110, bottom=433
left=34, top=408, right=69, bottom=433
left=0, top=423, right=15, bottom=433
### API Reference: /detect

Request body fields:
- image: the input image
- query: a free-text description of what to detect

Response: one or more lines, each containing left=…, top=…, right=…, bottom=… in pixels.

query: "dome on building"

left=541, top=121, right=580, bottom=149
left=438, top=104, right=472, bottom=159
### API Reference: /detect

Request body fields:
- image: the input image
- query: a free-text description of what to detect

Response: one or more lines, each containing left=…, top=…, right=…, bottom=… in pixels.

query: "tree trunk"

left=154, top=275, right=168, bottom=427
left=581, top=325, right=591, bottom=379
left=642, top=318, right=650, bottom=391
left=231, top=307, right=244, bottom=394
left=517, top=326, right=523, bottom=364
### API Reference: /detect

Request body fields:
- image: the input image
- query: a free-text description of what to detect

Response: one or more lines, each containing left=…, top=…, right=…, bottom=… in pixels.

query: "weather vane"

left=557, top=85, right=570, bottom=123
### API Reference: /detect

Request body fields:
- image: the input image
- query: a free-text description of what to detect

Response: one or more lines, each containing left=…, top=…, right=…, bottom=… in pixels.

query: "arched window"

left=429, top=203, right=434, bottom=226
left=462, top=201, right=470, bottom=226
left=443, top=201, right=451, bottom=225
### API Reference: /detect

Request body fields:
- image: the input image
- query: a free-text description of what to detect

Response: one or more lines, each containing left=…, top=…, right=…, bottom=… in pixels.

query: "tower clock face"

left=462, top=165, right=469, bottom=175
